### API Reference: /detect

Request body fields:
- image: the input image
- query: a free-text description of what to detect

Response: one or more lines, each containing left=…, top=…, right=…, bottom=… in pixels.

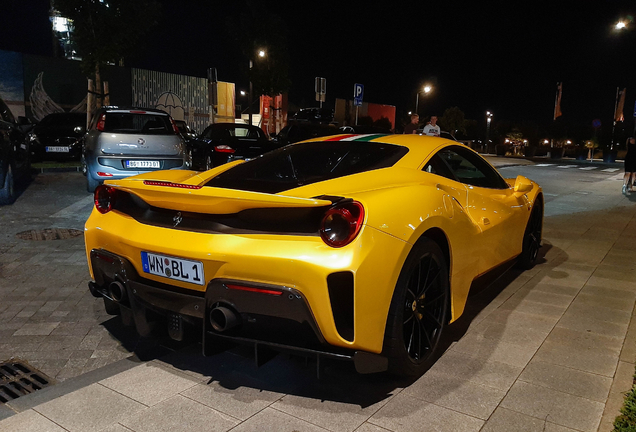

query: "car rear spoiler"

left=104, top=164, right=333, bottom=214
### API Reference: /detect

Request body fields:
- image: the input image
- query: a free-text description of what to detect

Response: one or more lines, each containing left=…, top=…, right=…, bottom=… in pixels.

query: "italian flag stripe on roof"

left=324, top=134, right=388, bottom=142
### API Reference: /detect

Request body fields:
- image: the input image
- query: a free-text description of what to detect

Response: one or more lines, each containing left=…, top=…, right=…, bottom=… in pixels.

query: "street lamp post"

left=415, top=85, right=432, bottom=117
left=485, top=111, right=493, bottom=153
left=248, top=49, right=266, bottom=126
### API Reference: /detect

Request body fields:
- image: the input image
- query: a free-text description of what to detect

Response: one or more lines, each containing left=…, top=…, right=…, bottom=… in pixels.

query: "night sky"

left=3, top=0, right=636, bottom=138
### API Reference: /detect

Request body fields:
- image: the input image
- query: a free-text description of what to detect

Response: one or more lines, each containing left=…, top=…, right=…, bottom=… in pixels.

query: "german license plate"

left=126, top=160, right=160, bottom=168
left=46, top=146, right=70, bottom=152
left=141, top=251, right=204, bottom=285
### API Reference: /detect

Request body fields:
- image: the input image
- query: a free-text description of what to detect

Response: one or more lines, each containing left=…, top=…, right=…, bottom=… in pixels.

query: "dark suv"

left=0, top=96, right=31, bottom=205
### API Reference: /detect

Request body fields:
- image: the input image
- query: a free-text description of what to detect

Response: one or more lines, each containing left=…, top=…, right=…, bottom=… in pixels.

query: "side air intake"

left=327, top=272, right=355, bottom=342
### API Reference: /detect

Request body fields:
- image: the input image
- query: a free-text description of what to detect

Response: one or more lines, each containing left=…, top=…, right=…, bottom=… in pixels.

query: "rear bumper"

left=88, top=248, right=388, bottom=373
left=87, top=157, right=187, bottom=180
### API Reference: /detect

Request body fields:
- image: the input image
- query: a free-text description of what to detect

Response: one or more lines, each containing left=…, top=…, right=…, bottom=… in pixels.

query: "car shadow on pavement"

left=441, top=243, right=552, bottom=353
left=112, top=246, right=553, bottom=410
left=100, top=316, right=195, bottom=362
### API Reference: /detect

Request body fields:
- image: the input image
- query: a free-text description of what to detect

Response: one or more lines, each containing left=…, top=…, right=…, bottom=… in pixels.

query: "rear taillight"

left=170, top=118, right=180, bottom=135
left=96, top=113, right=106, bottom=131
left=94, top=185, right=117, bottom=214
left=214, top=145, right=235, bottom=153
left=320, top=201, right=365, bottom=248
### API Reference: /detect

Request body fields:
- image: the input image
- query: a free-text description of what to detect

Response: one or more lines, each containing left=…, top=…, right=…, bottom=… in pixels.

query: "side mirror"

left=513, top=175, right=533, bottom=194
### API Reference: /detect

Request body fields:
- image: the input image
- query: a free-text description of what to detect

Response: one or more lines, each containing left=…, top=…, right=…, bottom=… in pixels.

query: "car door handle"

left=481, top=217, right=490, bottom=225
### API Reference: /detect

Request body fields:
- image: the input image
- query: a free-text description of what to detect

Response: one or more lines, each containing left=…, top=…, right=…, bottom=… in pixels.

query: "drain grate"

left=0, top=360, right=55, bottom=403
left=15, top=228, right=83, bottom=241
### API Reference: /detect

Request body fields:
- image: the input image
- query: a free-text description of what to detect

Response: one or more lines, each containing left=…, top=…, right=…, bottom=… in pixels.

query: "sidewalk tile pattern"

left=0, top=168, right=635, bottom=431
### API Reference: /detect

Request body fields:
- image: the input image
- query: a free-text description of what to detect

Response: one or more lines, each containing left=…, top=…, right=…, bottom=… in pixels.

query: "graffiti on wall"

left=29, top=72, right=86, bottom=121
left=132, top=68, right=209, bottom=133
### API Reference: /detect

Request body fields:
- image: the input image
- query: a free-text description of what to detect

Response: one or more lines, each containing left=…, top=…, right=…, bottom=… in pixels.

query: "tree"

left=52, top=0, right=160, bottom=107
left=438, top=107, right=467, bottom=137
left=226, top=2, right=291, bottom=97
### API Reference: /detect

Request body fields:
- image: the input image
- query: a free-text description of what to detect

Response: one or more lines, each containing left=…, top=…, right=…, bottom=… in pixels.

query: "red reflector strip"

left=130, top=110, right=147, bottom=114
left=226, top=284, right=283, bottom=296
left=143, top=180, right=202, bottom=189
left=324, top=134, right=357, bottom=141
left=94, top=253, right=115, bottom=264
left=96, top=172, right=113, bottom=177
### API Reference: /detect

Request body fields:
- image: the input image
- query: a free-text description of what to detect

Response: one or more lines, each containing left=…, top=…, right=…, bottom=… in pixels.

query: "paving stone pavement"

left=1, top=166, right=636, bottom=432
left=0, top=172, right=142, bottom=383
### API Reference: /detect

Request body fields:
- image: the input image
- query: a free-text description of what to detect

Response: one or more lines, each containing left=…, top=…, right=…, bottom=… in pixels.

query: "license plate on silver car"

left=126, top=160, right=160, bottom=168
left=46, top=146, right=70, bottom=152
left=141, top=251, right=205, bottom=285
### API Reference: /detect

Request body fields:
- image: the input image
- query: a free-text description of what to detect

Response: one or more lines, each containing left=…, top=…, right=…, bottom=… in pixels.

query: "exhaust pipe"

left=209, top=306, right=240, bottom=332
left=108, top=281, right=127, bottom=303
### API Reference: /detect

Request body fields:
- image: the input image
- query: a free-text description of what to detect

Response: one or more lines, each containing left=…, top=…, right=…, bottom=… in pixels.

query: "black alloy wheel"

left=516, top=199, right=543, bottom=270
left=384, top=238, right=449, bottom=376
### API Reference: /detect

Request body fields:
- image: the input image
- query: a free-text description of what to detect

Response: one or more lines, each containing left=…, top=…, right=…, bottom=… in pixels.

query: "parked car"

left=271, top=122, right=339, bottom=146
left=291, top=107, right=334, bottom=124
left=81, top=107, right=188, bottom=192
left=84, top=134, right=543, bottom=376
left=29, top=112, right=86, bottom=161
left=339, top=125, right=392, bottom=134
left=174, top=120, right=198, bottom=141
left=0, top=96, right=31, bottom=205
left=187, top=123, right=278, bottom=171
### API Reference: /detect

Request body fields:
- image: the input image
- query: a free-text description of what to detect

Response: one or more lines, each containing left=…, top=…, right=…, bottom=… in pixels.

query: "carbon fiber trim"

left=112, top=190, right=330, bottom=235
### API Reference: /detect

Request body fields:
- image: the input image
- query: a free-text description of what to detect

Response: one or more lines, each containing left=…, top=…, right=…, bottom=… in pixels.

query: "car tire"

left=516, top=199, right=543, bottom=270
left=86, top=174, right=100, bottom=193
left=383, top=237, right=449, bottom=377
left=0, top=163, right=16, bottom=205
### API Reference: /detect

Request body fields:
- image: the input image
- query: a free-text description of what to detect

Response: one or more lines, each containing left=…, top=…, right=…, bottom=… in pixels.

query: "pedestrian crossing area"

left=530, top=163, right=620, bottom=172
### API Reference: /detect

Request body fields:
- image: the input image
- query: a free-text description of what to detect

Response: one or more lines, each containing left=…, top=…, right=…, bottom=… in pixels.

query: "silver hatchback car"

left=81, top=107, right=189, bottom=192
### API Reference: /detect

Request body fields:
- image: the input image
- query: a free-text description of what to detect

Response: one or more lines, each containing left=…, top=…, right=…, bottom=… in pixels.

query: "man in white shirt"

left=422, top=116, right=440, bottom=137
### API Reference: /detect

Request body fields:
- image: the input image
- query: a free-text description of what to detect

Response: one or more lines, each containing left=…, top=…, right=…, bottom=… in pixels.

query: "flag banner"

left=615, top=88, right=626, bottom=122
left=553, top=82, right=562, bottom=120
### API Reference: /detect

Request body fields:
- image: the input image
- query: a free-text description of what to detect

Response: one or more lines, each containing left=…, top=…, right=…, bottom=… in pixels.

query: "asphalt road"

left=0, top=162, right=633, bottom=384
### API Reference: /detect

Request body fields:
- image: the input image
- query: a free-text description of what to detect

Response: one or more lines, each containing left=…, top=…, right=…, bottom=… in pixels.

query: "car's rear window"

left=205, top=141, right=408, bottom=193
left=203, top=126, right=265, bottom=140
left=39, top=113, right=86, bottom=128
left=103, top=113, right=174, bottom=135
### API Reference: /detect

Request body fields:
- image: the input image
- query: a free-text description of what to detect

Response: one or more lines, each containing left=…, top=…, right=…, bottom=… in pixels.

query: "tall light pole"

left=415, top=85, right=432, bottom=117
left=248, top=49, right=266, bottom=126
left=486, top=111, right=493, bottom=153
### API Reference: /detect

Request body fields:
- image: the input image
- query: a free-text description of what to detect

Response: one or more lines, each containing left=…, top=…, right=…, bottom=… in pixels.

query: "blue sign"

left=353, top=83, right=364, bottom=107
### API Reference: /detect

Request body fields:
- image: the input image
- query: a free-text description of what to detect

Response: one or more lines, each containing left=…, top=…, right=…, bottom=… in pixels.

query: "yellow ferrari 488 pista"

left=85, top=133, right=543, bottom=376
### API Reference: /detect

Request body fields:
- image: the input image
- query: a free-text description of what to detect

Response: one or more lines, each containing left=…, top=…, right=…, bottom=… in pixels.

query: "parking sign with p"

left=354, top=83, right=364, bottom=107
